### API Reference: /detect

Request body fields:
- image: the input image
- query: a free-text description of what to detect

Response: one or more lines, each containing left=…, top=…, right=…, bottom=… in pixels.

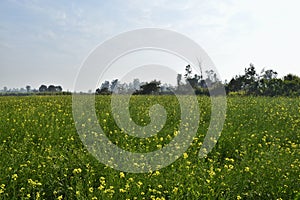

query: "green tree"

left=39, top=85, right=47, bottom=92
left=26, top=85, right=31, bottom=93
left=136, top=80, right=161, bottom=95
left=243, top=63, right=258, bottom=95
left=283, top=74, right=300, bottom=96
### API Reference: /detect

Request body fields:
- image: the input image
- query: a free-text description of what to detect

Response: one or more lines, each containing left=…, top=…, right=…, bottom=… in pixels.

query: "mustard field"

left=0, top=96, right=299, bottom=199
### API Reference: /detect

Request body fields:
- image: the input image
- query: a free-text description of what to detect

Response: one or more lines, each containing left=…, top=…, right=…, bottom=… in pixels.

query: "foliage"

left=38, top=85, right=63, bottom=93
left=133, top=80, right=161, bottom=95
left=226, top=64, right=300, bottom=96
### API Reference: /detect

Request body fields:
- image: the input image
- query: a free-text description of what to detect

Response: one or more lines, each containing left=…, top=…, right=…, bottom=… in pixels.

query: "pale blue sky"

left=1, top=0, right=300, bottom=91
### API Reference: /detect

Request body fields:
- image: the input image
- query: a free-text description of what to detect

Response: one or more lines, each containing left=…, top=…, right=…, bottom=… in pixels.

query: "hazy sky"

left=1, top=0, right=300, bottom=91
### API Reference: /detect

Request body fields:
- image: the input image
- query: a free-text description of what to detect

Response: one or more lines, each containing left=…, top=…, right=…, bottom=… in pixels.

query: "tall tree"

left=133, top=78, right=140, bottom=91
left=110, top=79, right=118, bottom=92
left=243, top=63, right=258, bottom=95
left=26, top=85, right=31, bottom=93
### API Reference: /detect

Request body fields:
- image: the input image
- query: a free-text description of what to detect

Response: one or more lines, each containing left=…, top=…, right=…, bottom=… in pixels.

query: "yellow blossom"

left=72, top=168, right=82, bottom=174
left=120, top=172, right=125, bottom=178
left=183, top=152, right=188, bottom=159
left=12, top=174, right=18, bottom=181
left=98, top=185, right=105, bottom=190
left=119, top=188, right=126, bottom=193
left=172, top=187, right=178, bottom=193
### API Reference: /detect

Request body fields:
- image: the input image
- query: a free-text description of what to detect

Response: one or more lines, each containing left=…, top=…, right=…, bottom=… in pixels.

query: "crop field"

left=0, top=95, right=299, bottom=199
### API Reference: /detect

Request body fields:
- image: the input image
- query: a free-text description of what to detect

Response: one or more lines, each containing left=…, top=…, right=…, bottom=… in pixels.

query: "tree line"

left=226, top=64, right=300, bottom=96
left=96, top=63, right=300, bottom=96
left=0, top=84, right=68, bottom=96
left=1, top=63, right=299, bottom=96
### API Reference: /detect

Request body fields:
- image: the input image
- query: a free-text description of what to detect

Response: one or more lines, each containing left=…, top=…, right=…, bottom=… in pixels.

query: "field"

left=0, top=95, right=299, bottom=199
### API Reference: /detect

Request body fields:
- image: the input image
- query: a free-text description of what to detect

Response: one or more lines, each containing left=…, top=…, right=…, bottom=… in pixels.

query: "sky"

left=1, top=0, right=300, bottom=91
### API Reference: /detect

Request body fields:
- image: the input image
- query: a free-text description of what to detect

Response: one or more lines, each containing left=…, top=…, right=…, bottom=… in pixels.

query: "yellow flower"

left=291, top=143, right=297, bottom=148
left=89, top=187, right=94, bottom=193
left=137, top=181, right=143, bottom=188
left=99, top=176, right=106, bottom=185
left=73, top=168, right=82, bottom=174
left=28, top=179, right=36, bottom=185
left=183, top=153, right=188, bottom=159
left=244, top=167, right=250, bottom=172
left=237, top=195, right=242, bottom=200
left=172, top=187, right=178, bottom=193
left=154, top=171, right=160, bottom=176
left=98, top=185, right=104, bottom=190
left=36, top=192, right=40, bottom=199
left=12, top=174, right=18, bottom=181
left=57, top=195, right=63, bottom=200
left=120, top=172, right=125, bottom=178
left=119, top=188, right=126, bottom=193
left=128, top=177, right=134, bottom=182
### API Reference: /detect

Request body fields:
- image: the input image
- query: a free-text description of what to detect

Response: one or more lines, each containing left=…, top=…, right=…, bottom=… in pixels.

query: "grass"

left=0, top=95, right=299, bottom=199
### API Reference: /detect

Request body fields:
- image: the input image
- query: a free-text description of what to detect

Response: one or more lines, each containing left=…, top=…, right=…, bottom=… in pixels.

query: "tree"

left=260, top=78, right=283, bottom=96
left=26, top=85, right=31, bottom=93
left=133, top=78, right=140, bottom=91
left=227, top=76, right=244, bottom=92
left=39, top=85, right=47, bottom=92
left=100, top=81, right=110, bottom=90
left=186, top=74, right=200, bottom=89
left=55, top=86, right=63, bottom=92
left=226, top=64, right=258, bottom=95
left=135, top=80, right=161, bottom=95
left=243, top=63, right=258, bottom=95
left=262, top=69, right=278, bottom=80
left=48, top=85, right=56, bottom=92
left=205, top=69, right=220, bottom=88
left=184, top=65, right=192, bottom=79
left=257, top=69, right=280, bottom=96
left=110, top=79, right=118, bottom=92
left=96, top=87, right=111, bottom=95
left=283, top=74, right=300, bottom=96
left=96, top=80, right=112, bottom=95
